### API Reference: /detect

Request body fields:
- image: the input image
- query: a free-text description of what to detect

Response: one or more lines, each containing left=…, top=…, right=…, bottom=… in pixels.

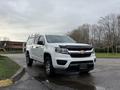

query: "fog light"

left=57, top=60, right=67, bottom=65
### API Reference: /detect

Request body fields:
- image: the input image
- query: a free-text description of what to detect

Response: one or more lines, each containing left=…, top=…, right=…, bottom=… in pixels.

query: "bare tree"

left=0, top=37, right=10, bottom=51
left=98, top=14, right=119, bottom=53
left=69, top=14, right=120, bottom=53
left=69, top=24, right=90, bottom=43
left=89, top=24, right=98, bottom=47
left=3, top=37, right=10, bottom=41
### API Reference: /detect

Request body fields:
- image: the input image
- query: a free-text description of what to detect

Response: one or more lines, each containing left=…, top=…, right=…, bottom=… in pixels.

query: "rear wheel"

left=26, top=52, right=33, bottom=67
left=44, top=56, right=55, bottom=76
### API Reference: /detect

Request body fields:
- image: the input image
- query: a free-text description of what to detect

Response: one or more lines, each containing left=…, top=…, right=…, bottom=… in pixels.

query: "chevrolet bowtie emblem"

left=80, top=50, right=85, bottom=54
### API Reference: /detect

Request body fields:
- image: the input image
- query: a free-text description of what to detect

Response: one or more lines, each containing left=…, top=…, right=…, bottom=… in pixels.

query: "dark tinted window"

left=38, top=36, right=45, bottom=44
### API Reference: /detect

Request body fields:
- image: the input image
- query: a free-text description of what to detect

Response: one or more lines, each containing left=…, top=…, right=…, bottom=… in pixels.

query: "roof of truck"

left=29, top=34, right=66, bottom=37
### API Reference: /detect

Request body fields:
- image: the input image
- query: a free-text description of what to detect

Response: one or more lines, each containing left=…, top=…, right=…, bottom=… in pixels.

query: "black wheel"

left=26, top=52, right=33, bottom=67
left=44, top=56, right=55, bottom=76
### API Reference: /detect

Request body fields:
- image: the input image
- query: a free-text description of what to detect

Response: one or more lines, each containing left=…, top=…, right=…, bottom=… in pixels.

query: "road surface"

left=2, top=54, right=120, bottom=90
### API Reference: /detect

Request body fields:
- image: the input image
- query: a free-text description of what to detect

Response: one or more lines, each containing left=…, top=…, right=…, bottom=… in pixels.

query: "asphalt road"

left=2, top=54, right=120, bottom=90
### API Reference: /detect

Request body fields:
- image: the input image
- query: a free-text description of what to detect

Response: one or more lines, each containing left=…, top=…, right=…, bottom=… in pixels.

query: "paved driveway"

left=2, top=54, right=120, bottom=90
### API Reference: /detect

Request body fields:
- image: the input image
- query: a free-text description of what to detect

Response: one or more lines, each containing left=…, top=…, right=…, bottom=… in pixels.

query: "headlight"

left=55, top=47, right=68, bottom=54
left=92, top=48, right=95, bottom=54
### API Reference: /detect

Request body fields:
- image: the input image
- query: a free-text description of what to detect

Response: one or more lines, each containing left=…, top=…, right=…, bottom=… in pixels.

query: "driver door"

left=34, top=36, right=45, bottom=62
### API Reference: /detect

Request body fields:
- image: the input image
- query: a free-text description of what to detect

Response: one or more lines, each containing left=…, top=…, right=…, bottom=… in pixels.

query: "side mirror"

left=37, top=41, right=44, bottom=45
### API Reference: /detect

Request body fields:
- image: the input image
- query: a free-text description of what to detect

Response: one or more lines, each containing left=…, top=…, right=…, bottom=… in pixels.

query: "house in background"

left=0, top=41, right=26, bottom=53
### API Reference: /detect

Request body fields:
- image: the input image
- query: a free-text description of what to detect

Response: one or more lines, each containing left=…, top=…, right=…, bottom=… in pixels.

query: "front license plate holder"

left=79, top=64, right=87, bottom=69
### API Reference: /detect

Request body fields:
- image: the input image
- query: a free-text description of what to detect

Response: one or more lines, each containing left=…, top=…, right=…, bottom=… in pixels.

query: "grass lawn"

left=0, top=55, right=20, bottom=80
left=96, top=53, right=120, bottom=58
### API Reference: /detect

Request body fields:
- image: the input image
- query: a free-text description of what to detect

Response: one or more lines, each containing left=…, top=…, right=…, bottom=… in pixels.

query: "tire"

left=44, top=56, right=55, bottom=76
left=26, top=52, right=33, bottom=67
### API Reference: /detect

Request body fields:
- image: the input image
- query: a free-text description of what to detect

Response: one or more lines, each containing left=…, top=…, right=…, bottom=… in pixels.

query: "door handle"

left=32, top=46, right=38, bottom=48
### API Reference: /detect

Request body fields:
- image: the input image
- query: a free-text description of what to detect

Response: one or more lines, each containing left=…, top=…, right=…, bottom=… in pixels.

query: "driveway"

left=2, top=54, right=120, bottom=90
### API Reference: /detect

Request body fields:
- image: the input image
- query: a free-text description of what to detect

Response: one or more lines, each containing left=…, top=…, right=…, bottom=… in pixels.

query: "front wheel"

left=44, top=56, right=55, bottom=76
left=26, top=53, right=33, bottom=67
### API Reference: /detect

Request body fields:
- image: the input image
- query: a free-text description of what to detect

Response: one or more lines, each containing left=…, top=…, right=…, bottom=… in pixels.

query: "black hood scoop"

left=59, top=45, right=93, bottom=51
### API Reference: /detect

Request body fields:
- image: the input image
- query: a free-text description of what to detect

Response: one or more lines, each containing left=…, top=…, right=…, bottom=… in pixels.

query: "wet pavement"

left=1, top=54, right=120, bottom=90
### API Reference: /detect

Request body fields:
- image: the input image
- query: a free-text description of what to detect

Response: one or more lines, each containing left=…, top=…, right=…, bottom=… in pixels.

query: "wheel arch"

left=26, top=51, right=32, bottom=59
left=44, top=52, right=52, bottom=63
left=26, top=51, right=29, bottom=55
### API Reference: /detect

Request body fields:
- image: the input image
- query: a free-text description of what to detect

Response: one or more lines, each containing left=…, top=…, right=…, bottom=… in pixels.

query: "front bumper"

left=66, top=61, right=94, bottom=72
left=52, top=53, right=96, bottom=71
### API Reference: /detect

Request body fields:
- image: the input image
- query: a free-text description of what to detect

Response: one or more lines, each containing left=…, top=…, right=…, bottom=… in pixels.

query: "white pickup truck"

left=26, top=34, right=96, bottom=76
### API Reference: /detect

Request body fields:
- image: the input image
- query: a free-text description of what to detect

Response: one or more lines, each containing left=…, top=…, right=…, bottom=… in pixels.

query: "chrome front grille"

left=60, top=45, right=93, bottom=58
left=69, top=53, right=91, bottom=58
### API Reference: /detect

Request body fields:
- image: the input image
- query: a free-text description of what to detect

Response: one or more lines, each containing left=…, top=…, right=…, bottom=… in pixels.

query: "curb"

left=11, top=67, right=25, bottom=83
left=0, top=67, right=25, bottom=88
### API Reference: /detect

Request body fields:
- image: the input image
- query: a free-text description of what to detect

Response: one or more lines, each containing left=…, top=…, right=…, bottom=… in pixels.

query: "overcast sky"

left=0, top=0, right=120, bottom=41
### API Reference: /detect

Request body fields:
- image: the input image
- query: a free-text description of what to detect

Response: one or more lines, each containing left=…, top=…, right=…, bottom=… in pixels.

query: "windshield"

left=46, top=35, right=76, bottom=43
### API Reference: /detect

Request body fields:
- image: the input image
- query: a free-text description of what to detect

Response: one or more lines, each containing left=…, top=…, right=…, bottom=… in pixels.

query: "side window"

left=34, top=36, right=40, bottom=44
left=38, top=36, right=45, bottom=45
left=27, top=37, right=34, bottom=45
